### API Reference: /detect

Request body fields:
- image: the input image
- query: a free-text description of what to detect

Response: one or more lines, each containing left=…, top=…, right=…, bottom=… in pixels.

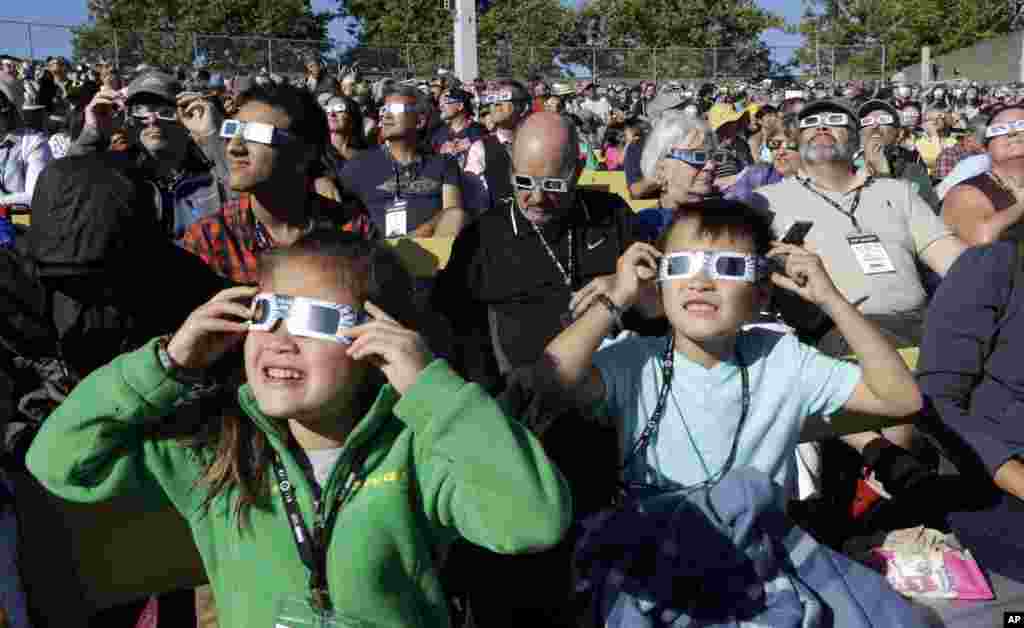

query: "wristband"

left=156, top=336, right=208, bottom=385
left=595, top=293, right=625, bottom=336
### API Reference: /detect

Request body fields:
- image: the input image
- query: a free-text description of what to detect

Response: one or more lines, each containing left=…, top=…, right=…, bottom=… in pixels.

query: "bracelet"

left=595, top=293, right=625, bottom=335
left=156, top=336, right=208, bottom=386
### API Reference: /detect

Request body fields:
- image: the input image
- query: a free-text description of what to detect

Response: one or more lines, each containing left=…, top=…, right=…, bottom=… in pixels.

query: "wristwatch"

left=156, top=336, right=208, bottom=386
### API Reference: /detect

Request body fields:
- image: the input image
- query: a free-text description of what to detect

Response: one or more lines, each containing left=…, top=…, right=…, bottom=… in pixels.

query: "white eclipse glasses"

left=659, top=250, right=768, bottom=284
left=986, top=119, right=1024, bottom=139
left=860, top=113, right=895, bottom=128
left=248, top=293, right=369, bottom=344
left=512, top=174, right=570, bottom=193
left=799, top=113, right=850, bottom=129
left=379, top=102, right=419, bottom=116
left=220, top=120, right=295, bottom=146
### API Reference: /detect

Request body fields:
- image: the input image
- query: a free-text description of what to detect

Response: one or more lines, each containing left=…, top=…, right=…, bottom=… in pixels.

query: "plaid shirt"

left=182, top=193, right=372, bottom=284
left=935, top=144, right=984, bottom=181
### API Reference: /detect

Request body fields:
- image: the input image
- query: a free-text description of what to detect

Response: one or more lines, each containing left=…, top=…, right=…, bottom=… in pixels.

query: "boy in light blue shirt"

left=540, top=198, right=923, bottom=496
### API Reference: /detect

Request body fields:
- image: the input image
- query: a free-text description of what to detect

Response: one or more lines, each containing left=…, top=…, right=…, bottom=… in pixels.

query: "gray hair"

left=640, top=110, right=717, bottom=180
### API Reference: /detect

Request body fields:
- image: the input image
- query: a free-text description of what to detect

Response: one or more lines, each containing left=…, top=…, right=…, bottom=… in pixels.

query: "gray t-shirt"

left=751, top=176, right=953, bottom=318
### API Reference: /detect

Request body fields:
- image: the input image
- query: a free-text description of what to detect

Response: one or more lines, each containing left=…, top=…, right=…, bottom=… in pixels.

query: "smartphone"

left=782, top=220, right=813, bottom=246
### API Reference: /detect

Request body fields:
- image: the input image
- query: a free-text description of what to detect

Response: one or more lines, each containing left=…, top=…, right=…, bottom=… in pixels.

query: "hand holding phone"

left=767, top=221, right=813, bottom=286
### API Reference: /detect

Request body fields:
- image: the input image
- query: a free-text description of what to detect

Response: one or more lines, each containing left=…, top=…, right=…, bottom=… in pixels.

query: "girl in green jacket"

left=27, top=231, right=572, bottom=628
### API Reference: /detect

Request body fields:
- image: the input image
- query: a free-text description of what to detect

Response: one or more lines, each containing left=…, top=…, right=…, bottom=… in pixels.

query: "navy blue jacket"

left=574, top=468, right=930, bottom=628
left=918, top=238, right=1024, bottom=581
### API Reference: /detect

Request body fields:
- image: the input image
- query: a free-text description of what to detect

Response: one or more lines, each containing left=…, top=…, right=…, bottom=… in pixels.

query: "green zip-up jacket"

left=26, top=338, right=572, bottom=628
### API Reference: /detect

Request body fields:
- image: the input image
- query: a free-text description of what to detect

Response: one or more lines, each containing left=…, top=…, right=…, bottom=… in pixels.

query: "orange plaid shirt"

left=182, top=193, right=372, bottom=285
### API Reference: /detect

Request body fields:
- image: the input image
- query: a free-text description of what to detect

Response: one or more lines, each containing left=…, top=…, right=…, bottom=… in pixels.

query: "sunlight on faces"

left=512, top=126, right=579, bottom=225
left=988, top=108, right=1024, bottom=163
left=379, top=95, right=422, bottom=141
left=860, top=109, right=900, bottom=146
left=244, top=256, right=372, bottom=426
left=769, top=130, right=801, bottom=177
left=660, top=217, right=768, bottom=344
left=325, top=97, right=352, bottom=134
left=226, top=101, right=298, bottom=192
left=923, top=112, right=947, bottom=135
left=656, top=128, right=717, bottom=205
left=799, top=118, right=853, bottom=164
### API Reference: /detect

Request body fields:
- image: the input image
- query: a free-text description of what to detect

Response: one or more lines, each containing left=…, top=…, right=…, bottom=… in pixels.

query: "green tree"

left=790, top=0, right=1011, bottom=80
left=576, top=0, right=783, bottom=79
left=338, top=0, right=578, bottom=77
left=73, top=0, right=333, bottom=71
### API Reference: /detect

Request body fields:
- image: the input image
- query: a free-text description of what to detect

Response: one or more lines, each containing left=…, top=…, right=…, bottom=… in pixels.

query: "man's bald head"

left=512, top=112, right=580, bottom=179
left=510, top=112, right=582, bottom=226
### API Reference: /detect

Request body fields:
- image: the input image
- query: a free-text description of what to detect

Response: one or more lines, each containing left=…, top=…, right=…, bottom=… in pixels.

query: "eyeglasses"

left=985, top=119, right=1024, bottom=139
left=512, top=173, right=571, bottom=194
left=379, top=102, right=419, bottom=116
left=248, top=293, right=370, bottom=344
left=324, top=101, right=348, bottom=115
left=220, top=119, right=295, bottom=146
left=665, top=148, right=723, bottom=168
left=860, top=114, right=895, bottom=128
left=766, top=139, right=799, bottom=151
left=659, top=250, right=767, bottom=283
left=129, top=103, right=177, bottom=121
left=798, top=113, right=850, bottom=129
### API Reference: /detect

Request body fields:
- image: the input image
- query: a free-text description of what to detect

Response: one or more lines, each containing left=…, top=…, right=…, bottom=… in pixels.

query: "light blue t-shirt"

left=593, top=328, right=861, bottom=497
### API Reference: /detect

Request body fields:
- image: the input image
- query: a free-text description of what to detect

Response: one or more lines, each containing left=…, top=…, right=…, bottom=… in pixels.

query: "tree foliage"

left=576, top=0, right=784, bottom=79
left=74, top=0, right=332, bottom=71
left=791, top=0, right=1012, bottom=79
left=338, top=0, right=783, bottom=79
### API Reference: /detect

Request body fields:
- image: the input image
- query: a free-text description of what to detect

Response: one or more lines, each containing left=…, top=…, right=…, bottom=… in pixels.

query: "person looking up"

left=432, top=87, right=486, bottom=169
left=340, top=84, right=465, bottom=238
left=184, top=83, right=370, bottom=284
left=943, top=106, right=1024, bottom=245
left=26, top=230, right=572, bottom=628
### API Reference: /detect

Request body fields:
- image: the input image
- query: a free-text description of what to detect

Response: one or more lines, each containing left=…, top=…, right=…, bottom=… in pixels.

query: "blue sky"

left=1, top=0, right=805, bottom=63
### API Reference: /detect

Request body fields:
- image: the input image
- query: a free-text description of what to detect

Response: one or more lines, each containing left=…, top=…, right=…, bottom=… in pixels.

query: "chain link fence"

left=0, top=19, right=887, bottom=82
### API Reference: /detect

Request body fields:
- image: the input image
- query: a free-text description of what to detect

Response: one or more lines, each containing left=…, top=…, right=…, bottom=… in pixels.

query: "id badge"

left=384, top=199, right=408, bottom=239
left=846, top=233, right=896, bottom=275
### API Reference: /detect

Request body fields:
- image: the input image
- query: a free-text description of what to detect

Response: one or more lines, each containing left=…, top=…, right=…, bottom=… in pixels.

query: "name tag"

left=847, top=233, right=896, bottom=275
left=385, top=199, right=408, bottom=239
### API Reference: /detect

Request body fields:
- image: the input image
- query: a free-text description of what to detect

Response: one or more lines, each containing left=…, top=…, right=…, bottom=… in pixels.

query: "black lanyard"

left=383, top=145, right=422, bottom=201
left=271, top=452, right=363, bottom=612
left=798, top=176, right=873, bottom=232
left=621, top=334, right=749, bottom=498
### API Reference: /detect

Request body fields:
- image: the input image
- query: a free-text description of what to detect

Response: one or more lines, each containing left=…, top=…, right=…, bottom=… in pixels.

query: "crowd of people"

left=0, top=47, right=1023, bottom=628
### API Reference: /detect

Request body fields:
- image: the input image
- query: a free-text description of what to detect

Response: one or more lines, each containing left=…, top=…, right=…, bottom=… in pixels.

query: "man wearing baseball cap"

left=752, top=98, right=967, bottom=509
left=70, top=71, right=231, bottom=241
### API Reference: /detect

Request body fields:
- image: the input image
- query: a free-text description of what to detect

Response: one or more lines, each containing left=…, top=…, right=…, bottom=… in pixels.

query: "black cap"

left=799, top=99, right=857, bottom=123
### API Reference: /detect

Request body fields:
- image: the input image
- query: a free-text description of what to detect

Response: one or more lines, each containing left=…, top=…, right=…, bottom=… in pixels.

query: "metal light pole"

left=453, top=0, right=478, bottom=82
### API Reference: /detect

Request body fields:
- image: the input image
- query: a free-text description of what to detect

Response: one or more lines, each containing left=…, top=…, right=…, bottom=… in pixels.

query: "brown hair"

left=179, top=230, right=425, bottom=529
